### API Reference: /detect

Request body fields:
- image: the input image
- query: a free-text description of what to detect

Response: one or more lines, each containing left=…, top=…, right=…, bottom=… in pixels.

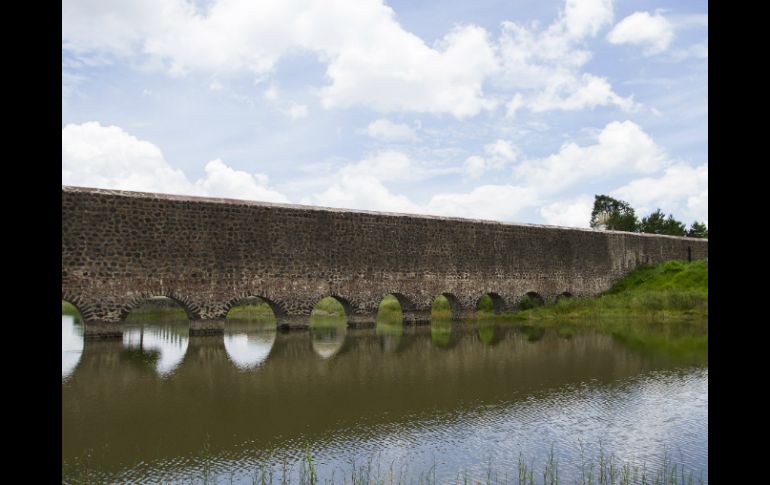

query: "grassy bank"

left=510, top=259, right=707, bottom=322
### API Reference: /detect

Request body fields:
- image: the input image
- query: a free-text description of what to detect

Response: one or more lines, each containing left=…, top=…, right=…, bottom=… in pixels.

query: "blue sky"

left=62, top=0, right=707, bottom=228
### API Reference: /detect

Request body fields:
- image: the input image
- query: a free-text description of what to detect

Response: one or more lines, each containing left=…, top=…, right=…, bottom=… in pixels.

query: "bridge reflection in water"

left=62, top=311, right=708, bottom=484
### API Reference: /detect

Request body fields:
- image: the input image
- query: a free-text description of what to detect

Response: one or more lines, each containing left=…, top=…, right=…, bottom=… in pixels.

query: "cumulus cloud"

left=464, top=139, right=519, bottom=178
left=62, top=0, right=642, bottom=118
left=366, top=119, right=418, bottom=142
left=426, top=185, right=539, bottom=221
left=301, top=119, right=699, bottom=226
left=539, top=195, right=594, bottom=228
left=611, top=163, right=708, bottom=224
left=63, top=0, right=499, bottom=118
left=607, top=11, right=675, bottom=55
left=62, top=122, right=288, bottom=202
left=513, top=120, right=668, bottom=194
left=497, top=0, right=639, bottom=114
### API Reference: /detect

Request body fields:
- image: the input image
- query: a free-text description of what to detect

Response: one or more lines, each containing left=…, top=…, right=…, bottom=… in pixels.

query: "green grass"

left=124, top=305, right=188, bottom=321
left=432, top=295, right=453, bottom=319
left=377, top=294, right=404, bottom=324
left=62, top=301, right=83, bottom=320
left=227, top=304, right=277, bottom=322
left=511, top=259, right=707, bottom=322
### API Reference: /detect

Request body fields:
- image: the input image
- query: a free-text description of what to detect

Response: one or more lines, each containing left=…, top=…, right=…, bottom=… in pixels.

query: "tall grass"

left=196, top=447, right=705, bottom=485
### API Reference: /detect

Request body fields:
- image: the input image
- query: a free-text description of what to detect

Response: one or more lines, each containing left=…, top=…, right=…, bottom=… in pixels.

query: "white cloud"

left=366, top=119, right=418, bottom=142
left=608, top=11, right=674, bottom=55
left=62, top=122, right=288, bottom=202
left=426, top=185, right=539, bottom=221
left=62, top=0, right=651, bottom=118
left=285, top=103, right=309, bottom=120
left=63, top=0, right=499, bottom=118
left=560, top=0, right=614, bottom=39
left=62, top=121, right=193, bottom=194
left=261, top=84, right=309, bottom=119
left=528, top=73, right=639, bottom=113
left=464, top=139, right=519, bottom=178
left=611, top=163, right=708, bottom=224
left=497, top=0, right=637, bottom=115
left=539, top=195, right=594, bottom=227
left=194, top=159, right=289, bottom=202
left=305, top=173, right=422, bottom=214
left=513, top=120, right=668, bottom=194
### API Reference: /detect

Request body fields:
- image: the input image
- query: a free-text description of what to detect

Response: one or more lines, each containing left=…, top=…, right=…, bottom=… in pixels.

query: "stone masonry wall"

left=62, top=186, right=708, bottom=336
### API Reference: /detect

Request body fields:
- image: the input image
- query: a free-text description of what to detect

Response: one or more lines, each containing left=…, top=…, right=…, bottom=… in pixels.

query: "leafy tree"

left=638, top=209, right=687, bottom=236
left=687, top=221, right=708, bottom=238
left=590, top=195, right=638, bottom=232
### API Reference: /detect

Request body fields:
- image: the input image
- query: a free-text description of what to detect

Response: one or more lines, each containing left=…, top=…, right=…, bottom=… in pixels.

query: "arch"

left=310, top=295, right=351, bottom=328
left=61, top=291, right=94, bottom=321
left=519, top=291, right=545, bottom=310
left=432, top=293, right=462, bottom=320
left=556, top=291, right=573, bottom=302
left=476, top=292, right=506, bottom=315
left=223, top=294, right=285, bottom=321
left=61, top=298, right=85, bottom=323
left=376, top=293, right=413, bottom=325
left=119, top=292, right=198, bottom=321
left=62, top=299, right=85, bottom=379
left=323, top=295, right=353, bottom=317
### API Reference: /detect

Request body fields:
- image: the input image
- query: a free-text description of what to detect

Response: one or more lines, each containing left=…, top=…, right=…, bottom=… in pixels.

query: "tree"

left=590, top=195, right=638, bottom=232
left=687, top=221, right=708, bottom=238
left=638, top=209, right=687, bottom=236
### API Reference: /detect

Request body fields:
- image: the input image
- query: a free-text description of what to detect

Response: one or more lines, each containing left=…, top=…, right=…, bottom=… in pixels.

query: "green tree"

left=638, top=209, right=687, bottom=236
left=687, top=221, right=708, bottom=238
left=590, top=195, right=638, bottom=232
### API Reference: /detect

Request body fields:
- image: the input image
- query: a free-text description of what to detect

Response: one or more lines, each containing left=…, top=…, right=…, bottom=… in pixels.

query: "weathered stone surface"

left=62, top=186, right=708, bottom=333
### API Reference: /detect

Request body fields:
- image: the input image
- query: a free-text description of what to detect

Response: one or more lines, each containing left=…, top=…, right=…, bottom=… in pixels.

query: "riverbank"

left=506, top=259, right=707, bottom=322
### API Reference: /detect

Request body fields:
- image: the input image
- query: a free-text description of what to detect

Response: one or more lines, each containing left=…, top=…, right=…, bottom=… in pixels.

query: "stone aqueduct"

left=62, top=186, right=708, bottom=338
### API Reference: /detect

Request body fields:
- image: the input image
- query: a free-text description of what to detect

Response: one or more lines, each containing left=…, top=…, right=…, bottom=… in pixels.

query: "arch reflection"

left=376, top=322, right=404, bottom=353
left=431, top=319, right=456, bottom=348
left=122, top=323, right=189, bottom=376
left=224, top=321, right=277, bottom=369
left=477, top=321, right=501, bottom=346
left=311, top=326, right=347, bottom=359
left=62, top=315, right=84, bottom=379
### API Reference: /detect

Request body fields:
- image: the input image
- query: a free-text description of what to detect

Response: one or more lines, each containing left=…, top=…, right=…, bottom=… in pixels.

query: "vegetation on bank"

left=509, top=259, right=707, bottom=322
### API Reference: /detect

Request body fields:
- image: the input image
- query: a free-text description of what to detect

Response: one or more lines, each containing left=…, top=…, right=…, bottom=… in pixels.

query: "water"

left=61, top=315, right=708, bottom=484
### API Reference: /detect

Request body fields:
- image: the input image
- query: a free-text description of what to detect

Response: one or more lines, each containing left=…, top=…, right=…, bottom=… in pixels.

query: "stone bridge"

left=62, top=186, right=708, bottom=338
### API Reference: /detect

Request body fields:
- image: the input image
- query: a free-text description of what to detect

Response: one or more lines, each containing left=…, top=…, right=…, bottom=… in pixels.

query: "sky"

left=62, top=0, right=708, bottom=228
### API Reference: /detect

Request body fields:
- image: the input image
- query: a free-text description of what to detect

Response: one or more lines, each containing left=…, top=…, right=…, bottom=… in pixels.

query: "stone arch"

left=118, top=291, right=199, bottom=321
left=61, top=292, right=93, bottom=321
left=433, top=292, right=463, bottom=320
left=223, top=294, right=286, bottom=320
left=61, top=296, right=86, bottom=322
left=476, top=292, right=506, bottom=314
left=376, top=292, right=415, bottom=325
left=519, top=291, right=545, bottom=310
left=326, top=295, right=353, bottom=318
left=557, top=291, right=573, bottom=302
